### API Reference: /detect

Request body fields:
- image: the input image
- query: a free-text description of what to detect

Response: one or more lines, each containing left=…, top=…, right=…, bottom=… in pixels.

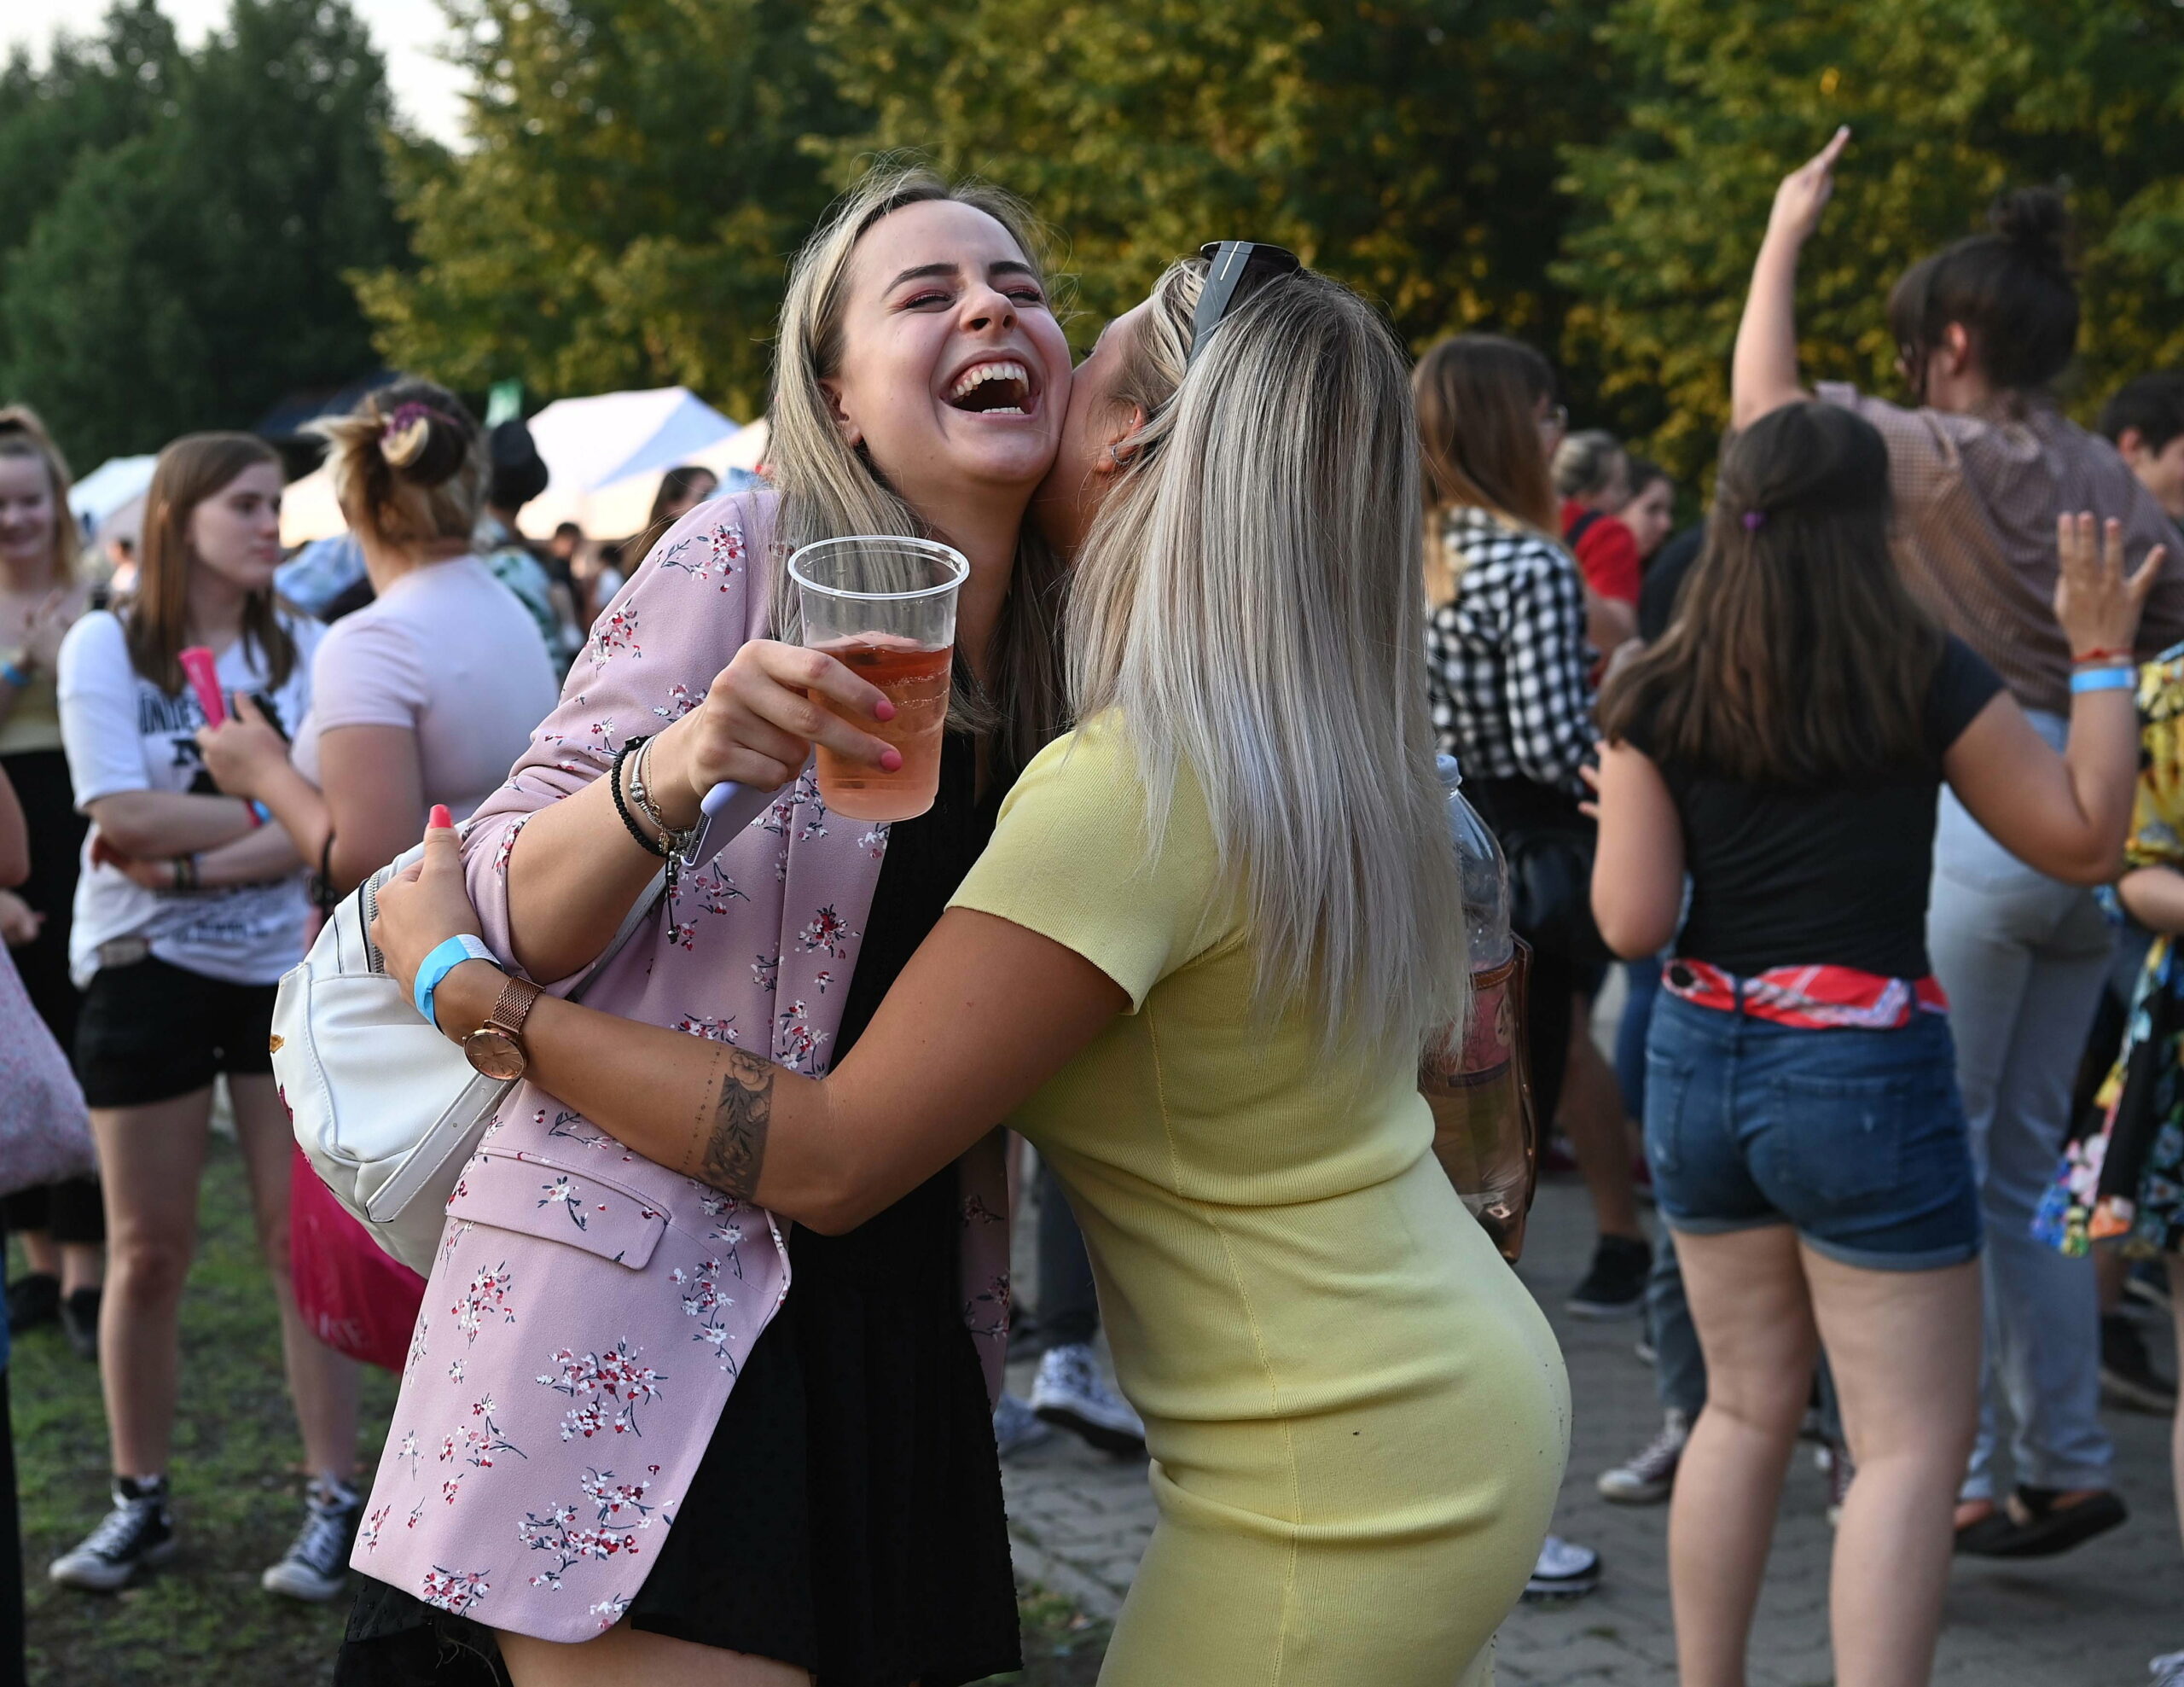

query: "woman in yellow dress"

left=375, top=254, right=1569, bottom=1685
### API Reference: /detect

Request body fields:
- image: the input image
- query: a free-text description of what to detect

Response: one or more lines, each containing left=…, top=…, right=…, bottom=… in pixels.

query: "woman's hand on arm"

left=1731, top=125, right=1849, bottom=430
left=2118, top=866, right=2184, bottom=935
left=502, top=639, right=899, bottom=983
left=1945, top=515, right=2164, bottom=885
left=1590, top=740, right=1685, bottom=959
left=84, top=789, right=257, bottom=859
left=377, top=817, right=1126, bottom=1234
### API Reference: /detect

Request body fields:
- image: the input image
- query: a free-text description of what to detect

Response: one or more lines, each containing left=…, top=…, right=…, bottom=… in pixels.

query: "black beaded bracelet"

left=609, top=736, right=668, bottom=859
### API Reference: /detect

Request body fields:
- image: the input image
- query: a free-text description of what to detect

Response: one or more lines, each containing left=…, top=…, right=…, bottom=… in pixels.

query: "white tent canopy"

left=69, top=456, right=158, bottom=535
left=277, top=387, right=759, bottom=547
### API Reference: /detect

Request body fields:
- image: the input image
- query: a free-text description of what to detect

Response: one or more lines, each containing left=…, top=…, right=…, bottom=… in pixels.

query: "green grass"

left=8, top=1134, right=1109, bottom=1684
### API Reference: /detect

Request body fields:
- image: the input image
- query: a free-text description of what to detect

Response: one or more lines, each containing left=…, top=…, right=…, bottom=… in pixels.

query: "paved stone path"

left=1002, top=1171, right=2181, bottom=1684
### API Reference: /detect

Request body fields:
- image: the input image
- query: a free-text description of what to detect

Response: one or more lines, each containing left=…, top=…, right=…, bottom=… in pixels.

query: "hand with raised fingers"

left=643, top=638, right=901, bottom=826
left=1768, top=126, right=1851, bottom=247
left=2053, top=512, right=2164, bottom=662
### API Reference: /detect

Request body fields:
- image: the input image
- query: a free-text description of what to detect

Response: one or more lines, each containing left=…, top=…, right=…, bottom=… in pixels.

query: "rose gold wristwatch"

left=462, top=972, right=543, bottom=1081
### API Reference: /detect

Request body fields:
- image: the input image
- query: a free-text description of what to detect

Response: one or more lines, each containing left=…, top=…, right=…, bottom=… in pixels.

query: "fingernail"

left=880, top=749, right=903, bottom=772
left=429, top=804, right=453, bottom=829
left=873, top=699, right=897, bottom=722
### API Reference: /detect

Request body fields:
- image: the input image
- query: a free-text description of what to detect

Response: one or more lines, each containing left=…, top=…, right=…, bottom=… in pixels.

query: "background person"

left=1414, top=334, right=1653, bottom=1323
left=475, top=417, right=580, bottom=670
left=1622, top=459, right=1677, bottom=563
left=0, top=404, right=102, bottom=1361
left=1554, top=428, right=1644, bottom=612
left=1734, top=128, right=2184, bottom=1556
left=45, top=433, right=358, bottom=1601
left=197, top=383, right=560, bottom=910
left=2100, top=370, right=2184, bottom=525
left=1594, top=401, right=2157, bottom=1687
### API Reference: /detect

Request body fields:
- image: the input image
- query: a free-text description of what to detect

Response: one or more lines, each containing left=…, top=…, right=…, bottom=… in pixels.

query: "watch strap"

left=485, top=971, right=543, bottom=1041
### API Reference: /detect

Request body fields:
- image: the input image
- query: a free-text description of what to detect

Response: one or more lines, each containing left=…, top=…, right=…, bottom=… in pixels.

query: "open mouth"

left=944, top=358, right=1033, bottom=416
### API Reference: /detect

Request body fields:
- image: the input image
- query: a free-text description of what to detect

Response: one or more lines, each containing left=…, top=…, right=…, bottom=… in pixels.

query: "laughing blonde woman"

left=375, top=256, right=1570, bottom=1684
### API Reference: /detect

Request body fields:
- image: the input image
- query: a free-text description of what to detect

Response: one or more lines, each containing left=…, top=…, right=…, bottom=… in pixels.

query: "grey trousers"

left=1928, top=755, right=2115, bottom=1500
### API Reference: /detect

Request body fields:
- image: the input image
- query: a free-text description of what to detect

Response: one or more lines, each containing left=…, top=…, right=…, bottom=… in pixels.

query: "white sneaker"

left=1522, top=1534, right=1600, bottom=1601
left=1031, top=1343, right=1146, bottom=1455
left=2151, top=1648, right=2184, bottom=1687
left=992, top=1393, right=1053, bottom=1459
left=1595, top=1409, right=1689, bottom=1504
left=261, top=1476, right=361, bottom=1602
left=50, top=1478, right=177, bottom=1591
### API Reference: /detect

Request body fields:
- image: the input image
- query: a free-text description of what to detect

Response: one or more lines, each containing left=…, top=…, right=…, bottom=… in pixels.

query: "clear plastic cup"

left=787, top=536, right=968, bottom=822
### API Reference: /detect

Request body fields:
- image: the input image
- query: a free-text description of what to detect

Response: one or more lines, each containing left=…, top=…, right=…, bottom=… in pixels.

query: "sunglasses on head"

left=1187, top=241, right=1304, bottom=365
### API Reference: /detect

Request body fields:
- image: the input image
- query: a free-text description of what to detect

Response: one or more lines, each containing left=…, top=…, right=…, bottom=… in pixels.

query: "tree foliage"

left=356, top=0, right=862, bottom=422
left=0, top=0, right=406, bottom=466
left=810, top=0, right=1618, bottom=358
left=1557, top=0, right=2184, bottom=484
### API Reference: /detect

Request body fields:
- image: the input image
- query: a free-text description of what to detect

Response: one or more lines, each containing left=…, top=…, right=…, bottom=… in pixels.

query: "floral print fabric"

left=349, top=490, right=1011, bottom=1643
left=2034, top=641, right=2184, bottom=1260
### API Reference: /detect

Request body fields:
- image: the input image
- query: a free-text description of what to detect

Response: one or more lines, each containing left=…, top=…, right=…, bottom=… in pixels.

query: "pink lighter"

left=179, top=646, right=225, bottom=726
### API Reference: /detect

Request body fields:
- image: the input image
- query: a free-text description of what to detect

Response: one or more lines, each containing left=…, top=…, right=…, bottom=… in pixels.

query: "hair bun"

left=377, top=400, right=470, bottom=488
left=1990, top=187, right=2072, bottom=275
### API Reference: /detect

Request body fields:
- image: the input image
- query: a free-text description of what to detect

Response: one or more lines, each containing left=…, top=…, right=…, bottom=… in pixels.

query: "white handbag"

left=272, top=842, right=665, bottom=1274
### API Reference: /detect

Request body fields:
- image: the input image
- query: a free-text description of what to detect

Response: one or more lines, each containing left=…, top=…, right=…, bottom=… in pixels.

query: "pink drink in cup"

left=788, top=537, right=967, bottom=823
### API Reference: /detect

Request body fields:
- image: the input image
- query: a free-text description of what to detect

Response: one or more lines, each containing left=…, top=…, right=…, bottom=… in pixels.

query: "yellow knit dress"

left=951, top=717, right=1570, bottom=1685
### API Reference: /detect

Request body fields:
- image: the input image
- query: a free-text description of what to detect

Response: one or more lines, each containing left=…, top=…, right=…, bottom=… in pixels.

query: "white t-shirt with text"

left=57, top=609, right=322, bottom=988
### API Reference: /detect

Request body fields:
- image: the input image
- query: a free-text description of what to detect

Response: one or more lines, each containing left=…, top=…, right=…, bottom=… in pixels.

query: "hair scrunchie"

left=380, top=401, right=459, bottom=471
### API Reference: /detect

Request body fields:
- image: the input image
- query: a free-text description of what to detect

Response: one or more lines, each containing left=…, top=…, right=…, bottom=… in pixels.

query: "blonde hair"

left=1069, top=265, right=1467, bottom=1054
left=315, top=379, right=487, bottom=551
left=768, top=162, right=1066, bottom=767
left=0, top=405, right=81, bottom=586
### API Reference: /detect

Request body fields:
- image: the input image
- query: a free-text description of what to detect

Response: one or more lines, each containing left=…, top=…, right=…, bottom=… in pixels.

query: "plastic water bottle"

left=1420, top=754, right=1536, bottom=1261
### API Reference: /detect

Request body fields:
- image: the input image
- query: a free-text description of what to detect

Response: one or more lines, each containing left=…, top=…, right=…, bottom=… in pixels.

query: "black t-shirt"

left=1638, top=525, right=1705, bottom=643
left=1625, top=637, right=2005, bottom=978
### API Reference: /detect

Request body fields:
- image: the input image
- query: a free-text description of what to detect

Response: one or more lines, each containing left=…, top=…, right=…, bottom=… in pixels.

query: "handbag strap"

left=564, top=866, right=669, bottom=1005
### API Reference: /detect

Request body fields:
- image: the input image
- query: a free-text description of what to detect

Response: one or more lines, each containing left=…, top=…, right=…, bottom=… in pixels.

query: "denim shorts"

left=1643, top=991, right=1983, bottom=1271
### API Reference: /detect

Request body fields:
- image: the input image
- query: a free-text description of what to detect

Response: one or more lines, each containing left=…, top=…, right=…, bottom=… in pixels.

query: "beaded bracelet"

left=609, top=736, right=669, bottom=860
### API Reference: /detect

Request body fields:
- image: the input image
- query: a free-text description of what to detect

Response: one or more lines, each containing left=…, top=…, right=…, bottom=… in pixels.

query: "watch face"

left=463, top=1027, right=526, bottom=1082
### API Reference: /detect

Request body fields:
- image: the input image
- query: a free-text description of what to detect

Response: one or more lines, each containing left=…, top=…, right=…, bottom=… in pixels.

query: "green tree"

left=355, top=0, right=863, bottom=420
left=1557, top=0, right=2184, bottom=484
left=813, top=0, right=1618, bottom=362
left=0, top=0, right=407, bottom=464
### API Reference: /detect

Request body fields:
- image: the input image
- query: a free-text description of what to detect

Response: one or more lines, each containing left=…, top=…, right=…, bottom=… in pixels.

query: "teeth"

left=950, top=360, right=1028, bottom=400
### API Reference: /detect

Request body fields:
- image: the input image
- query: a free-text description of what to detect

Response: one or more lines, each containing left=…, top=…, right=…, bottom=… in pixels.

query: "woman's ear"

left=1095, top=406, right=1150, bottom=477
left=820, top=377, right=863, bottom=451
left=1939, top=321, right=1974, bottom=378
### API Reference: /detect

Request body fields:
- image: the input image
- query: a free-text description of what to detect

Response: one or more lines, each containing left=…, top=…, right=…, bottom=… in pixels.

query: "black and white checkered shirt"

left=1425, top=507, right=1597, bottom=800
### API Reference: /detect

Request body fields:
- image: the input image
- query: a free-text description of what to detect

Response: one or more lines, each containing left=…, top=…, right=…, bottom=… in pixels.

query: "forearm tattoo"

left=694, top=1044, right=775, bottom=1200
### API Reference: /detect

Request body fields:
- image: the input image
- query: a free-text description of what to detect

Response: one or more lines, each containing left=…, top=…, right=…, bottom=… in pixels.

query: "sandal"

left=1954, top=1485, right=2127, bottom=1558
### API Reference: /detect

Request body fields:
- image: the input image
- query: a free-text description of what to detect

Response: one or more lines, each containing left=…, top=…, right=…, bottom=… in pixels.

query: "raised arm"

left=1944, top=515, right=2164, bottom=883
left=1731, top=127, right=1850, bottom=431
left=375, top=819, right=1126, bottom=1233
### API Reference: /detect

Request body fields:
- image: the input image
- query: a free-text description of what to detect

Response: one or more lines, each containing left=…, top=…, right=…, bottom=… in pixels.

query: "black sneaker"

left=2100, top=1314, right=2177, bottom=1415
left=6, top=1271, right=60, bottom=1332
left=1568, top=1236, right=1652, bottom=1320
left=61, top=1286, right=101, bottom=1363
left=262, top=1476, right=362, bottom=1603
left=49, top=1477, right=177, bottom=1591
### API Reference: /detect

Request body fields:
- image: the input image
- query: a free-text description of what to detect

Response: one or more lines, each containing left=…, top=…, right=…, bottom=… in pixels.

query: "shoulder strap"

left=1566, top=509, right=1603, bottom=549
left=563, top=866, right=669, bottom=1005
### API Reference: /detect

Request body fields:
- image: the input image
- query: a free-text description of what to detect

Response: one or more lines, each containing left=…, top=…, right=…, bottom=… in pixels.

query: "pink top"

left=293, top=556, right=560, bottom=822
left=346, top=492, right=1010, bottom=1640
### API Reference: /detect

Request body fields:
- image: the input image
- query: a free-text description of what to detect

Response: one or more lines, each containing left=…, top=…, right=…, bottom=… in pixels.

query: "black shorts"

left=75, top=954, right=280, bottom=1110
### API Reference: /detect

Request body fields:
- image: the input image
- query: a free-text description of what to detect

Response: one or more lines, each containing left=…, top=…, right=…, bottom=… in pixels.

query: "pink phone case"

left=179, top=646, right=225, bottom=725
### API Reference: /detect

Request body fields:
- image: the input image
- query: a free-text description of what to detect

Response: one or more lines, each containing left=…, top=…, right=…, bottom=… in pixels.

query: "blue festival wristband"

left=2069, top=666, right=2135, bottom=695
left=0, top=660, right=29, bottom=690
left=248, top=800, right=272, bottom=827
left=414, top=935, right=500, bottom=1028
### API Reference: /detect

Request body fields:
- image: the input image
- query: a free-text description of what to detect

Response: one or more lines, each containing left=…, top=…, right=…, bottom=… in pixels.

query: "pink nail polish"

left=428, top=804, right=453, bottom=829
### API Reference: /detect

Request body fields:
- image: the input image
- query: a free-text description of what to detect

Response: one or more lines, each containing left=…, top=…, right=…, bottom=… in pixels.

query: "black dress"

left=340, top=734, right=1020, bottom=1685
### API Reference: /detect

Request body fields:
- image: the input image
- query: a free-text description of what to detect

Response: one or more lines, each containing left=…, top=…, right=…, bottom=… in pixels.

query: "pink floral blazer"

left=351, top=490, right=1012, bottom=1642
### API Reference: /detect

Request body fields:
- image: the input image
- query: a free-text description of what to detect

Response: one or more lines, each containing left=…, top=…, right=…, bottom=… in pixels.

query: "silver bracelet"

left=628, top=737, right=700, bottom=860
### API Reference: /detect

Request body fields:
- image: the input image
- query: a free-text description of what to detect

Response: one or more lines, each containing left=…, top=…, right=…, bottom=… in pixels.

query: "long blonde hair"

left=0, top=405, right=81, bottom=587
left=1070, top=265, right=1467, bottom=1055
left=767, top=163, right=1067, bottom=768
